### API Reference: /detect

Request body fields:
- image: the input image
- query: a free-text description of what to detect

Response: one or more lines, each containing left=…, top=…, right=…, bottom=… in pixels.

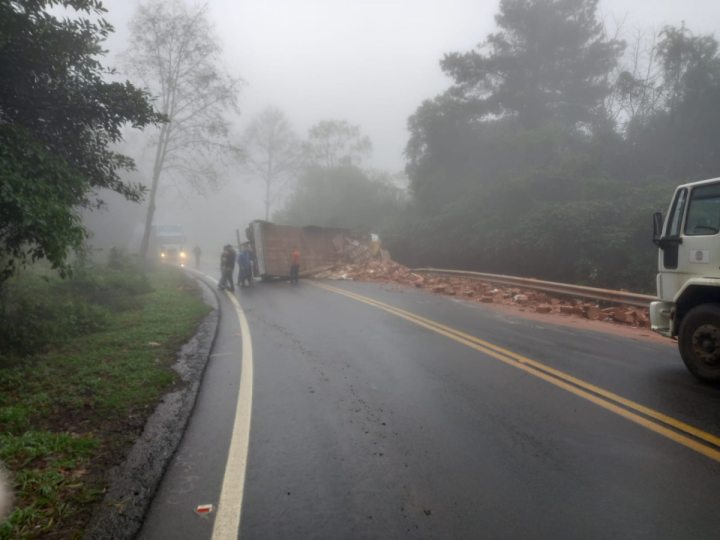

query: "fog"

left=84, top=0, right=720, bottom=266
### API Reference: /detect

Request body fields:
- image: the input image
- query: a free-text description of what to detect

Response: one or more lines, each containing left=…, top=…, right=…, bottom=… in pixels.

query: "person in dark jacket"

left=237, top=247, right=253, bottom=288
left=219, top=244, right=236, bottom=291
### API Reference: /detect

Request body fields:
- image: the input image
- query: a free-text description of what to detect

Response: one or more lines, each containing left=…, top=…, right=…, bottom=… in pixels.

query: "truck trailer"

left=246, top=221, right=376, bottom=279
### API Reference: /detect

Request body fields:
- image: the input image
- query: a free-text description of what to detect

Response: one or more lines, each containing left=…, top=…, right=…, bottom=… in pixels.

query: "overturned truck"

left=246, top=220, right=381, bottom=279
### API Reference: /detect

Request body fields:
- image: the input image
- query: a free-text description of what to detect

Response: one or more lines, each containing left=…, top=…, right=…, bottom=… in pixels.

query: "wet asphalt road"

left=140, top=273, right=720, bottom=540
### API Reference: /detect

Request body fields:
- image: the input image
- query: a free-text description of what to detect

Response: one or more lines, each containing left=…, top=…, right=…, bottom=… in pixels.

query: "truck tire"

left=678, top=303, right=720, bottom=382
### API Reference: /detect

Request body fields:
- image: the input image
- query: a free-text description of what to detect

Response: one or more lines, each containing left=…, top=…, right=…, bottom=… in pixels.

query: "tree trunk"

left=264, top=150, right=273, bottom=221
left=140, top=124, right=169, bottom=260
left=139, top=173, right=159, bottom=261
left=264, top=178, right=270, bottom=221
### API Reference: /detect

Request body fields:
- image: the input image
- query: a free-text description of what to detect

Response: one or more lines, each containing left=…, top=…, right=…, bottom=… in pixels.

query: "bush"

left=0, top=280, right=111, bottom=357
left=107, top=246, right=144, bottom=272
left=0, top=260, right=153, bottom=358
left=59, top=268, right=152, bottom=312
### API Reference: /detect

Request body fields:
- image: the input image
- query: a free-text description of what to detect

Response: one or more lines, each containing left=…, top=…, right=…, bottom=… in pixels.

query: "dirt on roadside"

left=309, top=260, right=667, bottom=344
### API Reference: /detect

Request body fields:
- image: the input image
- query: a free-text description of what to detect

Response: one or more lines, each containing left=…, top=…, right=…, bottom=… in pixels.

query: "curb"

left=84, top=274, right=221, bottom=540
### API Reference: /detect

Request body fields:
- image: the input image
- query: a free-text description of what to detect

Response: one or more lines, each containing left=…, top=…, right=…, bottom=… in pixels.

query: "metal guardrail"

left=411, top=268, right=656, bottom=308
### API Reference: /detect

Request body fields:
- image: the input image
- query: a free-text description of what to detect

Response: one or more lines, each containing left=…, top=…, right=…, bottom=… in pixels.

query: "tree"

left=624, top=25, right=720, bottom=180
left=303, top=120, right=372, bottom=168
left=276, top=165, right=403, bottom=232
left=241, top=108, right=301, bottom=220
left=658, top=25, right=719, bottom=113
left=406, top=0, right=624, bottom=209
left=124, top=0, right=242, bottom=259
left=0, top=0, right=161, bottom=282
left=397, top=0, right=656, bottom=289
left=440, top=0, right=624, bottom=129
left=605, top=28, right=665, bottom=130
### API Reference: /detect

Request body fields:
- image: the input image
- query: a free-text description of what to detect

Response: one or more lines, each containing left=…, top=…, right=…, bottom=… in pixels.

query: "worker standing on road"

left=290, top=246, right=300, bottom=285
left=219, top=244, right=236, bottom=292
left=238, top=247, right=253, bottom=288
left=249, top=247, right=258, bottom=278
left=193, top=245, right=202, bottom=269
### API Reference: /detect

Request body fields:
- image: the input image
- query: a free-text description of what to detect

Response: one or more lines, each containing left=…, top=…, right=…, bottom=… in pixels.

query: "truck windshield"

left=685, top=183, right=720, bottom=236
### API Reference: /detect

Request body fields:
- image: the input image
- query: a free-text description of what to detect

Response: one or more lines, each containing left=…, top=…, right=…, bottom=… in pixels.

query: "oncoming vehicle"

left=160, top=245, right=188, bottom=266
left=152, top=225, right=188, bottom=267
left=651, top=177, right=720, bottom=381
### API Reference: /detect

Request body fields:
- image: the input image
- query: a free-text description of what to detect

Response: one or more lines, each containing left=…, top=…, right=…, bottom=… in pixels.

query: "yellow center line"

left=312, top=281, right=720, bottom=463
left=317, top=283, right=720, bottom=448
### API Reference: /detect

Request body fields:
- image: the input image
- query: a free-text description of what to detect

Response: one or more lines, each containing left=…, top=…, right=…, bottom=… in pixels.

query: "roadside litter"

left=195, top=504, right=214, bottom=516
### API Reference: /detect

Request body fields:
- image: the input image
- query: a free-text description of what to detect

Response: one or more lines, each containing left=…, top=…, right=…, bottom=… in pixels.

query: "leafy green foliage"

left=0, top=259, right=151, bottom=357
left=0, top=0, right=162, bottom=282
left=0, top=266, right=210, bottom=538
left=0, top=432, right=99, bottom=540
left=398, top=1, right=720, bottom=292
left=439, top=0, right=623, bottom=129
left=0, top=125, right=89, bottom=281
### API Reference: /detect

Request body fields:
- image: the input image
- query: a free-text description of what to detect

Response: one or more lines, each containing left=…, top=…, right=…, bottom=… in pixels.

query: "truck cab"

left=159, top=244, right=188, bottom=266
left=151, top=225, right=188, bottom=267
left=651, top=177, right=720, bottom=381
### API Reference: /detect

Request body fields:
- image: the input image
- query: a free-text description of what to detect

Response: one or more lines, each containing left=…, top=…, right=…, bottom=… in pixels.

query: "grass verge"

left=0, top=265, right=211, bottom=539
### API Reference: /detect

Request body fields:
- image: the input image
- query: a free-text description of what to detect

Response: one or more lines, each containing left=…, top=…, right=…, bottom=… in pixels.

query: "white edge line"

left=211, top=290, right=254, bottom=540
left=183, top=268, right=253, bottom=539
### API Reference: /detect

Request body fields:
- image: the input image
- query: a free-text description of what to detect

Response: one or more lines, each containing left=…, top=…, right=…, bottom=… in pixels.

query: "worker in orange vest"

left=290, top=246, right=300, bottom=285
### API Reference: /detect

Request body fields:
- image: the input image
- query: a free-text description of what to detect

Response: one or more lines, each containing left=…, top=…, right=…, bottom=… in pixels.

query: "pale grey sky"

left=104, top=0, right=720, bottom=173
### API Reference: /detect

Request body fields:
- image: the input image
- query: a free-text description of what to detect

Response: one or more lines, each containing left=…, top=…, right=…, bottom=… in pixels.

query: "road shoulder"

left=84, top=276, right=220, bottom=540
left=335, top=280, right=672, bottom=346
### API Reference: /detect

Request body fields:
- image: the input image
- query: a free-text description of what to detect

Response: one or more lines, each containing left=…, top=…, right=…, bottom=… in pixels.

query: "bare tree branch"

left=241, top=107, right=301, bottom=220
left=122, top=0, right=242, bottom=258
left=302, top=120, right=372, bottom=169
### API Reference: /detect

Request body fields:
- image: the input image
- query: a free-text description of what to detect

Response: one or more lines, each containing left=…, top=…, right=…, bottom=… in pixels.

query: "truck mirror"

left=653, top=212, right=664, bottom=246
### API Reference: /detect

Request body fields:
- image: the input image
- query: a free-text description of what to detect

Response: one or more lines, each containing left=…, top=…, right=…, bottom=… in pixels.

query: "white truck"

left=151, top=224, right=188, bottom=267
left=651, top=177, right=720, bottom=381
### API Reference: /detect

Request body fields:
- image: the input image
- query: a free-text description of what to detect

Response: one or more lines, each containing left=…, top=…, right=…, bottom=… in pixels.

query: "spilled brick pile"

left=310, top=260, right=416, bottom=283
left=309, top=261, right=650, bottom=328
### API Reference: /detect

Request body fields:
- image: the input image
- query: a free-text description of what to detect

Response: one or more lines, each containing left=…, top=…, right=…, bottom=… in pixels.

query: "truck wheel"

left=679, top=304, right=720, bottom=382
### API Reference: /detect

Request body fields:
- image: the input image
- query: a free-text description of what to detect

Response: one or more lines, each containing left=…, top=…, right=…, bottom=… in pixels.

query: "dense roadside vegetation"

left=0, top=0, right=162, bottom=284
left=0, top=262, right=210, bottom=539
left=392, top=0, right=720, bottom=293
left=275, top=0, right=720, bottom=294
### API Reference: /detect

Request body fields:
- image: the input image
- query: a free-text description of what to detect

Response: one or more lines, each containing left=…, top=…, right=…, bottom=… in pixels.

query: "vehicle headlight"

left=180, top=251, right=187, bottom=258
left=161, top=252, right=166, bottom=258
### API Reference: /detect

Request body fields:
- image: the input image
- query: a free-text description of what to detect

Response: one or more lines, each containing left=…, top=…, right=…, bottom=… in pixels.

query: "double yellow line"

left=313, top=281, right=720, bottom=463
